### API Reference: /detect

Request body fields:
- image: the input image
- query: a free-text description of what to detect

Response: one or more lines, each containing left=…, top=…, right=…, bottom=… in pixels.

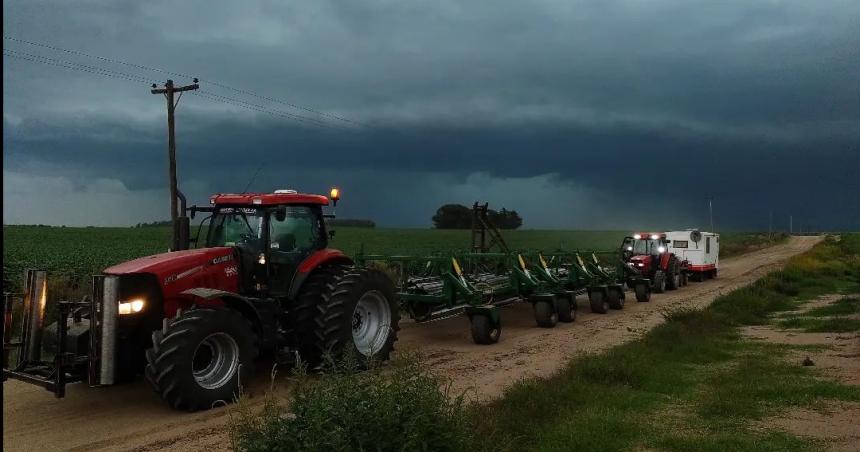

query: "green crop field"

left=2, top=225, right=787, bottom=296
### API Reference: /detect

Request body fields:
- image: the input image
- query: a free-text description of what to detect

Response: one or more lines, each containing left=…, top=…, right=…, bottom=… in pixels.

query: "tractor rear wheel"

left=312, top=266, right=400, bottom=366
left=145, top=307, right=257, bottom=411
left=589, top=290, right=609, bottom=314
left=471, top=314, right=501, bottom=344
left=634, top=283, right=651, bottom=302
left=653, top=271, right=666, bottom=293
left=607, top=286, right=625, bottom=309
left=290, top=265, right=346, bottom=364
left=534, top=300, right=558, bottom=328
left=556, top=294, right=576, bottom=323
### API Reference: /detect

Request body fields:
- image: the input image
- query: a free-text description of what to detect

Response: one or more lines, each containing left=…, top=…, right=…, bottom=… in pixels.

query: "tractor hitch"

left=3, top=271, right=115, bottom=398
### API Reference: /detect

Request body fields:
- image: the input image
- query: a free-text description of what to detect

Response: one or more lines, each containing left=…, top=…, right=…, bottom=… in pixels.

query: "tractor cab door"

left=620, top=237, right=635, bottom=260
left=266, top=205, right=326, bottom=295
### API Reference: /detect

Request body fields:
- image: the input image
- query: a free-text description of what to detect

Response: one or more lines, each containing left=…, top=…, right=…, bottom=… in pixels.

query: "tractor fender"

left=659, top=253, right=672, bottom=271
left=287, top=249, right=354, bottom=299
left=178, top=288, right=278, bottom=350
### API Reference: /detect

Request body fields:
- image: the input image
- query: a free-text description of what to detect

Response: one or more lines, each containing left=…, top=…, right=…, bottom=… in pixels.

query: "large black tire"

left=607, top=286, right=625, bottom=310
left=312, top=266, right=400, bottom=365
left=589, top=290, right=609, bottom=314
left=666, top=259, right=681, bottom=291
left=534, top=300, right=558, bottom=328
left=634, top=283, right=651, bottom=302
left=556, top=294, right=576, bottom=323
left=653, top=271, right=666, bottom=294
left=680, top=271, right=689, bottom=287
left=145, top=308, right=258, bottom=411
left=290, top=265, right=347, bottom=363
left=471, top=314, right=501, bottom=344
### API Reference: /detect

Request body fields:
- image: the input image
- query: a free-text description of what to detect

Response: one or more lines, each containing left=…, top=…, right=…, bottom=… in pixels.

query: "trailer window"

left=706, top=237, right=711, bottom=253
left=674, top=240, right=689, bottom=248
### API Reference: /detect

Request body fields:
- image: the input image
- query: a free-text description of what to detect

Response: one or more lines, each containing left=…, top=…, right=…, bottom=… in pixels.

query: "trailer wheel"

left=634, top=283, right=651, bottom=302
left=144, top=307, right=258, bottom=411
left=312, top=267, right=400, bottom=365
left=534, top=300, right=558, bottom=328
left=607, top=286, right=625, bottom=310
left=653, top=271, right=666, bottom=293
left=589, top=290, right=609, bottom=314
left=471, top=314, right=500, bottom=344
left=556, top=294, right=576, bottom=323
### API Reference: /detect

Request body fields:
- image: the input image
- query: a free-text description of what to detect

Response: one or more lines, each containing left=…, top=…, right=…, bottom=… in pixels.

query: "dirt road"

left=2, top=236, right=822, bottom=452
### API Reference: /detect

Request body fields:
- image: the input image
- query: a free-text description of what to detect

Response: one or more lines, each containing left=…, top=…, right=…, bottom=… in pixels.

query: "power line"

left=4, top=35, right=372, bottom=129
left=3, top=50, right=355, bottom=132
left=3, top=49, right=157, bottom=85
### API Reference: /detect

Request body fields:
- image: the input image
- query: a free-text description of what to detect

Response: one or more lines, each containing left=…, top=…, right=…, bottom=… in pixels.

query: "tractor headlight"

left=657, top=246, right=666, bottom=254
left=637, top=263, right=645, bottom=267
left=650, top=234, right=660, bottom=240
left=633, top=234, right=642, bottom=240
left=118, top=298, right=146, bottom=315
left=626, top=246, right=633, bottom=251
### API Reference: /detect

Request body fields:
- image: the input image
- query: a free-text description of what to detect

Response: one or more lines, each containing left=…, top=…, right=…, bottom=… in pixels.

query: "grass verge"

left=471, top=234, right=860, bottom=451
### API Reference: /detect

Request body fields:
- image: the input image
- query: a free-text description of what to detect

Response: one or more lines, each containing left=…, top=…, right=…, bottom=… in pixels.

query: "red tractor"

left=4, top=188, right=400, bottom=411
left=620, top=232, right=687, bottom=301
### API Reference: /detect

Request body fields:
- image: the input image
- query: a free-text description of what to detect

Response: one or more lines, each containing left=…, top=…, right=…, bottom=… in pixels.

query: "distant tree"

left=489, top=208, right=523, bottom=230
left=432, top=204, right=472, bottom=229
left=432, top=204, right=523, bottom=229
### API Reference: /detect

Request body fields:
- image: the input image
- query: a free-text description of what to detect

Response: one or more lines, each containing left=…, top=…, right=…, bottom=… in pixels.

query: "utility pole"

left=708, top=196, right=714, bottom=232
left=151, top=79, right=199, bottom=251
left=790, top=215, right=793, bottom=234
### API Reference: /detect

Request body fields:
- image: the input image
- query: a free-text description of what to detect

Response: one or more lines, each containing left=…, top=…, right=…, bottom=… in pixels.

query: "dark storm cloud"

left=3, top=0, right=860, bottom=229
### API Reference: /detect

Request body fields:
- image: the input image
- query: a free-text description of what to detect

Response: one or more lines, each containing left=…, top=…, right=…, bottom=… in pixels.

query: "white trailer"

left=666, top=230, right=719, bottom=280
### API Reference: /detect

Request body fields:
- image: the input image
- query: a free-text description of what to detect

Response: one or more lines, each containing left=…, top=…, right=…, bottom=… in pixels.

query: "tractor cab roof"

left=210, top=191, right=330, bottom=207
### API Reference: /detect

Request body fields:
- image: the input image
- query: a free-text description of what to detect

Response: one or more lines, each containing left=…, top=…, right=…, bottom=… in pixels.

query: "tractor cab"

left=620, top=233, right=669, bottom=273
left=193, top=189, right=337, bottom=296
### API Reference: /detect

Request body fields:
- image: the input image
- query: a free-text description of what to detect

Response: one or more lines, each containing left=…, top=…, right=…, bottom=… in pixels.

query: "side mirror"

left=274, top=207, right=287, bottom=222
left=328, top=230, right=336, bottom=239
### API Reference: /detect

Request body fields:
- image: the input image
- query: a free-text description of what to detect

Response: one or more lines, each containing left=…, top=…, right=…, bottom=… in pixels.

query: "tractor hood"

left=104, top=247, right=235, bottom=277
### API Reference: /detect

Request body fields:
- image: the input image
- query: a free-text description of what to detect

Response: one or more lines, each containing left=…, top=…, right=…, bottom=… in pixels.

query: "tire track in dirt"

left=2, top=236, right=822, bottom=451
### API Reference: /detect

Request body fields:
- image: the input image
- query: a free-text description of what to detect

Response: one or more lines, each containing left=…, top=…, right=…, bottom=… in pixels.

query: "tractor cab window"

left=632, top=239, right=662, bottom=255
left=269, top=206, right=323, bottom=252
left=206, top=208, right=264, bottom=248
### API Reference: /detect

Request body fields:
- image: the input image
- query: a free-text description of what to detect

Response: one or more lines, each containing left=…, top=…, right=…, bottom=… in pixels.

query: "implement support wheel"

left=556, top=294, right=576, bottom=323
left=534, top=300, right=559, bottom=328
left=471, top=314, right=501, bottom=345
left=635, top=283, right=651, bottom=302
left=607, top=286, right=625, bottom=310
left=589, top=290, right=609, bottom=314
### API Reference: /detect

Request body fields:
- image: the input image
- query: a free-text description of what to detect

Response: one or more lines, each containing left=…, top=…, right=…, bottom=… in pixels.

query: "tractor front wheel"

left=312, top=267, right=400, bottom=365
left=653, top=271, right=667, bottom=293
left=145, top=307, right=258, bottom=411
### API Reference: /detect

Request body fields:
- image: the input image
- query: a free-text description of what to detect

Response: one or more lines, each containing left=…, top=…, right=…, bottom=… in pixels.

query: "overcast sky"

left=3, top=0, right=859, bottom=230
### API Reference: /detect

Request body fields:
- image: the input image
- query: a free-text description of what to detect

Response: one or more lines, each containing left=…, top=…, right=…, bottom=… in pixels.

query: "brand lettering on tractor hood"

left=211, top=255, right=232, bottom=265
